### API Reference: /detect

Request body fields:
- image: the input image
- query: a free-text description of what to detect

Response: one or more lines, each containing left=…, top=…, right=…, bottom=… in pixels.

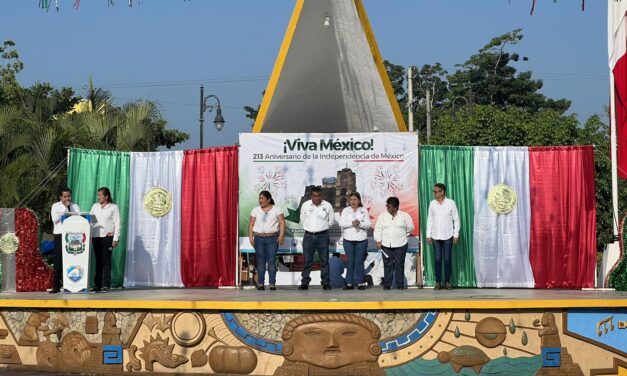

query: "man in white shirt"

left=299, top=186, right=335, bottom=290
left=426, top=183, right=460, bottom=290
left=374, top=197, right=415, bottom=290
left=50, top=187, right=80, bottom=293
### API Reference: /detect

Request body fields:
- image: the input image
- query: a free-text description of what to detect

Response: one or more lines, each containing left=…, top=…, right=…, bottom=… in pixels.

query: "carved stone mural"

left=0, top=308, right=623, bottom=375
left=19, top=312, right=49, bottom=343
left=138, top=333, right=188, bottom=371
left=208, top=345, right=257, bottom=374
left=102, top=312, right=121, bottom=345
left=437, top=345, right=491, bottom=374
left=274, top=313, right=384, bottom=376
left=0, top=345, right=21, bottom=365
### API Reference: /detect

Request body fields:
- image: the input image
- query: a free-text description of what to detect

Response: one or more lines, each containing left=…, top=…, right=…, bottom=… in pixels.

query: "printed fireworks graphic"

left=254, top=167, right=287, bottom=193
left=371, top=166, right=402, bottom=196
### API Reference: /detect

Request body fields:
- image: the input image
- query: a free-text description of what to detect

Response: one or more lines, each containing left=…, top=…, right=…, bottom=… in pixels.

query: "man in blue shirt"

left=329, top=252, right=346, bottom=289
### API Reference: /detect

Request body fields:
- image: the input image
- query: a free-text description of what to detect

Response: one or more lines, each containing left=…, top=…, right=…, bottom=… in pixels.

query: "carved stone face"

left=284, top=321, right=378, bottom=369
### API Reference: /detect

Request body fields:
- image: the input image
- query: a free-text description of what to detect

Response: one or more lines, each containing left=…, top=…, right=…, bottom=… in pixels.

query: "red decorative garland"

left=15, top=208, right=54, bottom=292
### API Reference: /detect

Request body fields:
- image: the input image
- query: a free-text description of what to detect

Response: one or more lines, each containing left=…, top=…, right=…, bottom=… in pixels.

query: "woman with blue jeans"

left=248, top=191, right=285, bottom=290
left=339, top=192, right=371, bottom=290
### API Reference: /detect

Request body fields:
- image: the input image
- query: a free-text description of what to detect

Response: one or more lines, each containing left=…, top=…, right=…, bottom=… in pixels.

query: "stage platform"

left=0, top=288, right=624, bottom=375
left=0, top=287, right=625, bottom=310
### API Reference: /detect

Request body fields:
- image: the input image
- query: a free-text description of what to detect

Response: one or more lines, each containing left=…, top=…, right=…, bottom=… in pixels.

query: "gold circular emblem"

left=0, top=233, right=19, bottom=254
left=487, top=184, right=517, bottom=214
left=144, top=187, right=173, bottom=217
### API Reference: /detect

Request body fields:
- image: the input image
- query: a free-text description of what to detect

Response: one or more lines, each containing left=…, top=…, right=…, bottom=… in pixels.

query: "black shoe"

left=397, top=286, right=406, bottom=290
left=256, top=285, right=265, bottom=291
left=101, top=287, right=109, bottom=293
left=298, top=284, right=309, bottom=290
left=445, top=282, right=453, bottom=290
left=383, top=286, right=391, bottom=290
left=342, top=285, right=354, bottom=290
left=48, top=288, right=60, bottom=294
left=323, top=284, right=332, bottom=290
left=434, top=282, right=442, bottom=290
left=358, top=285, right=366, bottom=290
left=269, top=284, right=276, bottom=291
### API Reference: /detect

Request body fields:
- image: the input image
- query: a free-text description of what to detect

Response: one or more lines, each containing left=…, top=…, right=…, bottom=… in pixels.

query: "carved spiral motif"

left=36, top=341, right=59, bottom=369
left=61, top=332, right=92, bottom=366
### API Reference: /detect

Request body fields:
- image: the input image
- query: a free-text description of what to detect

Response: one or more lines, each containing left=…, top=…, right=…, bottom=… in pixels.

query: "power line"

left=115, top=97, right=246, bottom=109
left=62, top=75, right=269, bottom=90
left=55, top=71, right=607, bottom=93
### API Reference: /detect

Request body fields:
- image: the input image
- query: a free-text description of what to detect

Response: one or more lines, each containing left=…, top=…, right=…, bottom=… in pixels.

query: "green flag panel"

left=67, top=148, right=130, bottom=288
left=419, top=146, right=476, bottom=287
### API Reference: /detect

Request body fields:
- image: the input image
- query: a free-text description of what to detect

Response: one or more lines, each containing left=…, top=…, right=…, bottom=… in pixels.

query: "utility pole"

left=426, top=88, right=432, bottom=142
left=408, top=66, right=414, bottom=133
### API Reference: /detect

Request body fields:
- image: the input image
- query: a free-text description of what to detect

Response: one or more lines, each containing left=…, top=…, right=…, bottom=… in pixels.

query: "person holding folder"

left=50, top=187, right=80, bottom=293
left=90, top=187, right=121, bottom=293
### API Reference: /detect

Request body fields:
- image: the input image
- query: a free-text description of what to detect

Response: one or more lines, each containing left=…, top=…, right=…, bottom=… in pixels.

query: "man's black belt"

left=304, top=230, right=329, bottom=235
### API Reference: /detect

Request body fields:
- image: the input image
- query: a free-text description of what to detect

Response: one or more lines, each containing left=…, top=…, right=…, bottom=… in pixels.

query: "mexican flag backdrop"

left=419, top=145, right=596, bottom=288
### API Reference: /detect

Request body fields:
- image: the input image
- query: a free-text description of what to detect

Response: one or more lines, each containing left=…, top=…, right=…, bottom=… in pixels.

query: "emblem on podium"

left=65, top=232, right=86, bottom=255
left=67, top=265, right=85, bottom=283
left=0, top=233, right=19, bottom=254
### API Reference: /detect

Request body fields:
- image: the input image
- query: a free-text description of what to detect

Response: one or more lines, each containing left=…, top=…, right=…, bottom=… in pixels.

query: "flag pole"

left=610, top=73, right=620, bottom=243
left=604, top=32, right=621, bottom=287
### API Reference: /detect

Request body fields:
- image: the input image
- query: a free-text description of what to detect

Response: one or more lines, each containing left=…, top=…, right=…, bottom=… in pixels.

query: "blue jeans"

left=382, top=243, right=408, bottom=288
left=301, top=231, right=330, bottom=286
left=343, top=239, right=367, bottom=286
left=433, top=237, right=453, bottom=283
left=254, top=235, right=278, bottom=285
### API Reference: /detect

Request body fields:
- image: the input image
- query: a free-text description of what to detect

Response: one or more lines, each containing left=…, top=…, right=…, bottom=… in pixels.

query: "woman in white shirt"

left=248, top=191, right=285, bottom=291
left=339, top=192, right=371, bottom=290
left=90, top=187, right=121, bottom=293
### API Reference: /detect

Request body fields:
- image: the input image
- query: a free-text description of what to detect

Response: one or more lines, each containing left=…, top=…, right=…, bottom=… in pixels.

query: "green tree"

left=430, top=105, right=626, bottom=251
left=576, top=115, right=627, bottom=249
left=0, top=41, right=189, bottom=234
left=0, top=40, right=24, bottom=106
left=384, top=60, right=407, bottom=107
left=243, top=90, right=265, bottom=129
left=410, top=63, right=449, bottom=139
left=447, top=29, right=571, bottom=114
left=430, top=105, right=578, bottom=146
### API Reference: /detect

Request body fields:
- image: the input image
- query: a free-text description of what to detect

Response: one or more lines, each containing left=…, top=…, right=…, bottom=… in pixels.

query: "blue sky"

left=2, top=1, right=608, bottom=150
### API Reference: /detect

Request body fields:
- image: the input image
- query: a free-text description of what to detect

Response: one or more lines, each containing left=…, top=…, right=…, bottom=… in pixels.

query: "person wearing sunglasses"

left=426, top=183, right=460, bottom=290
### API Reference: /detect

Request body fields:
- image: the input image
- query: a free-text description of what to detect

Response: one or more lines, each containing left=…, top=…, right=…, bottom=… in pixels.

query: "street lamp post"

left=199, top=84, right=226, bottom=148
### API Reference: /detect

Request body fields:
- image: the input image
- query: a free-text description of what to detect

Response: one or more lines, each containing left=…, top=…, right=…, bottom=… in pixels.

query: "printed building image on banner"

left=239, top=133, right=419, bottom=253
